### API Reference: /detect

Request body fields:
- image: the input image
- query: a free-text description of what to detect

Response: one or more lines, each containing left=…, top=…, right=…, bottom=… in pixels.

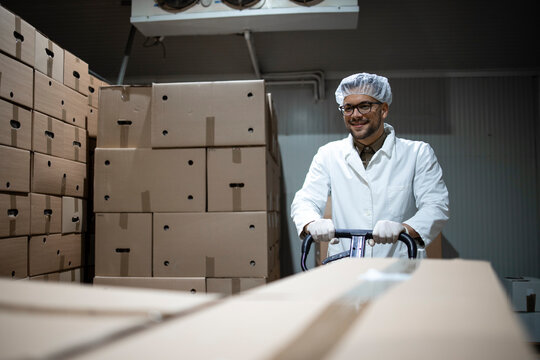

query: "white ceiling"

left=2, top=0, right=539, bottom=84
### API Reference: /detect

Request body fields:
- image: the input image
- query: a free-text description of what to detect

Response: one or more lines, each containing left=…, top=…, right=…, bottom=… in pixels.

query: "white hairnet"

left=335, top=73, right=392, bottom=106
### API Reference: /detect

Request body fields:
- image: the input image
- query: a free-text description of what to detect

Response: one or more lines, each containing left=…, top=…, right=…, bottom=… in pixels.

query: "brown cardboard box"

left=0, top=236, right=27, bottom=278
left=94, top=148, right=205, bottom=212
left=0, top=277, right=219, bottom=360
left=153, top=212, right=276, bottom=278
left=76, top=259, right=536, bottom=360
left=34, top=31, right=63, bottom=82
left=30, top=267, right=81, bottom=282
left=207, top=146, right=277, bottom=212
left=32, top=111, right=66, bottom=158
left=0, top=6, right=35, bottom=66
left=151, top=80, right=267, bottom=148
left=63, top=50, right=89, bottom=96
left=30, top=193, right=62, bottom=235
left=95, top=213, right=152, bottom=277
left=206, top=278, right=267, bottom=295
left=87, top=75, right=101, bottom=108
left=34, top=71, right=88, bottom=129
left=0, top=98, right=32, bottom=150
left=0, top=193, right=30, bottom=238
left=266, top=93, right=280, bottom=164
left=31, top=152, right=87, bottom=197
left=97, top=85, right=152, bottom=148
left=63, top=122, right=87, bottom=163
left=28, top=233, right=82, bottom=276
left=0, top=51, right=33, bottom=108
left=93, top=276, right=206, bottom=294
left=0, top=144, right=30, bottom=193
left=62, top=196, right=86, bottom=234
left=87, top=105, right=98, bottom=138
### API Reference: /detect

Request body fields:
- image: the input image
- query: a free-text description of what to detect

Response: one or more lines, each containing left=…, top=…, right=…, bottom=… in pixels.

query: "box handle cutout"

left=45, top=130, right=55, bottom=139
left=44, top=209, right=53, bottom=216
left=72, top=216, right=80, bottom=223
left=45, top=48, right=55, bottom=58
left=117, top=120, right=132, bottom=126
left=73, top=140, right=82, bottom=148
left=7, top=209, right=18, bottom=218
left=229, top=183, right=245, bottom=188
left=73, top=71, right=80, bottom=79
left=10, top=120, right=21, bottom=129
left=115, top=248, right=130, bottom=253
left=13, top=31, right=24, bottom=42
left=89, top=86, right=95, bottom=93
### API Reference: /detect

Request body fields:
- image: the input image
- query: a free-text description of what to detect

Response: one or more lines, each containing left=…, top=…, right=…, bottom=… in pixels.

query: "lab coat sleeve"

left=405, top=143, right=450, bottom=246
left=290, top=148, right=331, bottom=238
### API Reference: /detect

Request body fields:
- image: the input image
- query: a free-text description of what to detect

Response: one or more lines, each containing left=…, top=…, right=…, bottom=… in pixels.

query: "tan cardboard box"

left=0, top=144, right=30, bottom=193
left=0, top=51, right=33, bottom=108
left=30, top=267, right=81, bottom=283
left=206, top=278, right=267, bottom=295
left=62, top=196, right=86, bottom=234
left=0, top=6, right=35, bottom=66
left=95, top=213, right=152, bottom=277
left=266, top=93, right=280, bottom=164
left=151, top=80, right=267, bottom=148
left=63, top=50, right=89, bottom=96
left=94, top=276, right=206, bottom=294
left=207, top=146, right=277, bottom=212
left=87, top=105, right=98, bottom=138
left=31, top=152, right=87, bottom=197
left=0, top=98, right=32, bottom=150
left=30, top=193, right=62, bottom=235
left=94, top=148, right=205, bottom=212
left=34, top=71, right=88, bottom=129
left=28, top=233, right=82, bottom=276
left=34, top=31, right=63, bottom=83
left=32, top=111, right=66, bottom=158
left=153, top=212, right=275, bottom=278
left=77, top=259, right=536, bottom=360
left=87, top=75, right=100, bottom=108
left=0, top=236, right=27, bottom=278
left=0, top=277, right=219, bottom=360
left=0, top=193, right=30, bottom=238
left=97, top=85, right=152, bottom=148
left=63, top=122, right=87, bottom=163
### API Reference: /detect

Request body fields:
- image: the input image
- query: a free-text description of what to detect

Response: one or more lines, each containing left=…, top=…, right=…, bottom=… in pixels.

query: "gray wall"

left=274, top=74, right=540, bottom=279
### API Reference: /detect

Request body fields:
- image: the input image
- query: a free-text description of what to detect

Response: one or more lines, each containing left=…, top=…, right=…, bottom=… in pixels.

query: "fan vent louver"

left=156, top=0, right=198, bottom=11
left=289, top=0, right=324, bottom=6
left=221, top=0, right=261, bottom=9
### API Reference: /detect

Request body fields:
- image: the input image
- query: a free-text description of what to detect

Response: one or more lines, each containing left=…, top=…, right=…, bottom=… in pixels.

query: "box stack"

left=93, top=80, right=281, bottom=295
left=0, top=5, right=101, bottom=283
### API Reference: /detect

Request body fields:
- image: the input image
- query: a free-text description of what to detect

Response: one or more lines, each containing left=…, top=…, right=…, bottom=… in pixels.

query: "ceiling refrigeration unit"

left=130, top=0, right=359, bottom=36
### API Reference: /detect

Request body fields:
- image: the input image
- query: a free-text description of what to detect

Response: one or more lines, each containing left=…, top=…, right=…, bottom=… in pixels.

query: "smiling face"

left=342, top=94, right=389, bottom=145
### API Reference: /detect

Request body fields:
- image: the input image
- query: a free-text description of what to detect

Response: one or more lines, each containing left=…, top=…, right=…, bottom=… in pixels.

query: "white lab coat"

left=291, top=123, right=449, bottom=258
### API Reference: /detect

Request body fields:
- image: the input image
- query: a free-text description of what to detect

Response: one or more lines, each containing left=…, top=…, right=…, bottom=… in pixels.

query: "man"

left=290, top=73, right=449, bottom=258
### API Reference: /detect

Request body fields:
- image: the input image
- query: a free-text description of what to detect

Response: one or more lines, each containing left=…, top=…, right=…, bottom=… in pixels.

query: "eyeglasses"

left=339, top=101, right=382, bottom=116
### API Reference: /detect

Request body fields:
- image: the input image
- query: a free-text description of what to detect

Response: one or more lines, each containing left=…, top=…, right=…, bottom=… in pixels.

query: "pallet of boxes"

left=0, top=5, right=106, bottom=282
left=93, top=80, right=281, bottom=295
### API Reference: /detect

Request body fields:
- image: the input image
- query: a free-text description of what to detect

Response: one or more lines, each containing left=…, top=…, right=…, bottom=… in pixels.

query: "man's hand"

left=372, top=220, right=406, bottom=245
left=306, top=219, right=335, bottom=242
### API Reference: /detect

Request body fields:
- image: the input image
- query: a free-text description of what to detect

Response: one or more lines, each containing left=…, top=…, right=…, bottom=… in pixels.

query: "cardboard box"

left=32, top=111, right=66, bottom=158
left=31, top=152, right=87, bottom=197
left=87, top=105, right=98, bottom=138
left=63, top=122, right=87, bottom=163
left=207, top=146, right=277, bottom=212
left=95, top=213, right=152, bottom=277
left=0, top=51, right=33, bottom=108
left=34, top=71, right=88, bottom=129
left=62, top=196, right=86, bottom=234
left=0, top=144, right=30, bottom=193
left=151, top=80, right=267, bottom=148
left=97, top=85, right=152, bottom=148
left=153, top=212, right=276, bottom=277
left=34, top=31, right=63, bottom=83
left=28, top=233, right=82, bottom=276
left=0, top=193, right=30, bottom=238
left=94, top=276, right=206, bottom=294
left=63, top=50, right=89, bottom=96
left=77, top=259, right=536, bottom=360
left=30, top=193, right=62, bottom=235
left=94, top=148, right=205, bottom=212
left=0, top=6, right=35, bottom=66
left=0, top=277, right=219, bottom=360
left=206, top=278, right=267, bottom=295
left=30, top=267, right=81, bottom=283
left=0, top=96, right=32, bottom=150
left=87, top=75, right=101, bottom=108
left=517, top=312, right=540, bottom=342
left=0, top=236, right=27, bottom=278
left=503, top=276, right=540, bottom=312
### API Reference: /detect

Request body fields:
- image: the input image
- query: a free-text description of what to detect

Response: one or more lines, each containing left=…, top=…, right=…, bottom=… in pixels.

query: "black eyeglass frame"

left=338, top=101, right=382, bottom=116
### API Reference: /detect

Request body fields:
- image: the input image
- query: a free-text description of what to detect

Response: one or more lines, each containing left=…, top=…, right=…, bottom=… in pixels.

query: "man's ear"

left=381, top=103, right=389, bottom=119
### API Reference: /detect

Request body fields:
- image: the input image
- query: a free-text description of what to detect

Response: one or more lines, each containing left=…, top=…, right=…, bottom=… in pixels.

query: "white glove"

left=306, top=219, right=335, bottom=242
left=372, top=220, right=406, bottom=244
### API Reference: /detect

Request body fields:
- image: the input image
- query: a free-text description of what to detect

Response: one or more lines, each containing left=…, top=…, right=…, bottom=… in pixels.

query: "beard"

left=347, top=115, right=383, bottom=144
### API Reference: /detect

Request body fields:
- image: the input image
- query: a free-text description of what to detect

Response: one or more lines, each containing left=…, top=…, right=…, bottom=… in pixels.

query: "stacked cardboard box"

left=94, top=81, right=281, bottom=295
left=0, top=4, right=104, bottom=283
